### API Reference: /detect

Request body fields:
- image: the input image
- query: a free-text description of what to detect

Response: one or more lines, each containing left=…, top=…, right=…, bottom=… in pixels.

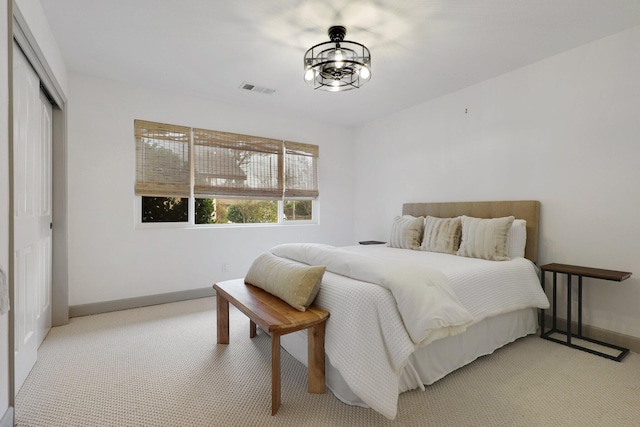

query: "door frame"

left=8, top=0, right=68, bottom=405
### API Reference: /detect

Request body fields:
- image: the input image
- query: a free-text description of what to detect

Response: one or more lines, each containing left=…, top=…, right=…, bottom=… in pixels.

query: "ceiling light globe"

left=359, top=66, right=370, bottom=80
left=304, top=68, right=315, bottom=82
left=333, top=49, right=344, bottom=68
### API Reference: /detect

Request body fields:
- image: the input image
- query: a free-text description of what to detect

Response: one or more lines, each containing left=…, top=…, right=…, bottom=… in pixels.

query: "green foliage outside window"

left=226, top=200, right=277, bottom=223
left=142, top=197, right=188, bottom=222
left=142, top=197, right=216, bottom=224
left=143, top=197, right=280, bottom=224
left=141, top=195, right=313, bottom=225
left=195, top=198, right=215, bottom=224
left=284, top=200, right=312, bottom=221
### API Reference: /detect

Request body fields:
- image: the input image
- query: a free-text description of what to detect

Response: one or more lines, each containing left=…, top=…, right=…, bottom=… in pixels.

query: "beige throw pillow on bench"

left=245, top=253, right=326, bottom=312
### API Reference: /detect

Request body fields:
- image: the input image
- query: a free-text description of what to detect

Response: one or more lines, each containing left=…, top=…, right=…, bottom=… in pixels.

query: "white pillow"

left=420, top=216, right=462, bottom=254
left=457, top=215, right=515, bottom=261
left=388, top=215, right=424, bottom=250
left=507, top=219, right=527, bottom=259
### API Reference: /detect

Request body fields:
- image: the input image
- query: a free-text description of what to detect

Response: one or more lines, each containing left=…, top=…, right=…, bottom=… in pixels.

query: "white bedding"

left=269, top=244, right=550, bottom=420
left=271, top=243, right=474, bottom=346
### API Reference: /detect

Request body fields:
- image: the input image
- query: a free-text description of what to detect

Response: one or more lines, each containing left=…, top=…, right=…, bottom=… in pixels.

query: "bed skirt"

left=280, top=307, right=538, bottom=408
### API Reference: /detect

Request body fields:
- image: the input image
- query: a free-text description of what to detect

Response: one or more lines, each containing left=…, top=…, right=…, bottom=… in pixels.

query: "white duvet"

left=269, top=244, right=549, bottom=419
left=271, top=243, right=474, bottom=346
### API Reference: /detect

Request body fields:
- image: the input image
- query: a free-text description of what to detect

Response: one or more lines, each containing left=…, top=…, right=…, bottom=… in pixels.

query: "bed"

left=270, top=201, right=549, bottom=419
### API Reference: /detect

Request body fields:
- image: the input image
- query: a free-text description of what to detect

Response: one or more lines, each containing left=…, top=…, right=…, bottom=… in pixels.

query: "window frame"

left=134, top=120, right=319, bottom=228
left=134, top=197, right=318, bottom=229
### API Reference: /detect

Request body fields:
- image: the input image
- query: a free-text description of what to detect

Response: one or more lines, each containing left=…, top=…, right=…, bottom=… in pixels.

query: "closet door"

left=36, top=90, right=53, bottom=348
left=13, top=42, right=53, bottom=393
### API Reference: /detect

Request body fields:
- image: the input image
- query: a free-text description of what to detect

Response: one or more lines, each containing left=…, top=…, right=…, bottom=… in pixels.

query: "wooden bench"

left=213, top=279, right=330, bottom=415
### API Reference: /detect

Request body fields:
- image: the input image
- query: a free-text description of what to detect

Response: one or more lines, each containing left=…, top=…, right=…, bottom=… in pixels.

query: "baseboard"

left=69, top=287, right=216, bottom=318
left=68, top=296, right=640, bottom=352
left=0, top=407, right=13, bottom=427
left=543, top=314, right=640, bottom=354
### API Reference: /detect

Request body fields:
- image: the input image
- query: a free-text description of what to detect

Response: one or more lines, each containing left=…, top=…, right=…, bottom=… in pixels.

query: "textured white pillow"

left=457, top=215, right=515, bottom=261
left=388, top=215, right=424, bottom=250
left=507, top=219, right=527, bottom=259
left=244, top=253, right=326, bottom=311
left=420, top=216, right=462, bottom=254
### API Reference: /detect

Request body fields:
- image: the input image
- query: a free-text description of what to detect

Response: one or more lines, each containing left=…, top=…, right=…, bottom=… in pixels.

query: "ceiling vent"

left=239, top=82, right=276, bottom=95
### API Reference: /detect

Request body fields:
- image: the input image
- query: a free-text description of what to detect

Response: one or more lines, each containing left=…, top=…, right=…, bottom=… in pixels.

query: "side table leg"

left=552, top=272, right=557, bottom=330
left=567, top=274, right=572, bottom=345
left=307, top=322, right=327, bottom=394
left=578, top=276, right=583, bottom=337
left=250, top=320, right=256, bottom=338
left=540, top=270, right=546, bottom=336
left=217, top=294, right=229, bottom=344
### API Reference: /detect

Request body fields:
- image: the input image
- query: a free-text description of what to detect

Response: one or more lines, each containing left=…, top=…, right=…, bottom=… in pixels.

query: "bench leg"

left=250, top=320, right=256, bottom=338
left=216, top=294, right=229, bottom=344
left=307, top=321, right=326, bottom=394
left=271, top=334, right=281, bottom=415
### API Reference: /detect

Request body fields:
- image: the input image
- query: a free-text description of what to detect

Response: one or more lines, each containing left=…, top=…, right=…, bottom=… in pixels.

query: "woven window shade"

left=284, top=141, right=319, bottom=199
left=135, top=120, right=191, bottom=197
left=193, top=128, right=284, bottom=199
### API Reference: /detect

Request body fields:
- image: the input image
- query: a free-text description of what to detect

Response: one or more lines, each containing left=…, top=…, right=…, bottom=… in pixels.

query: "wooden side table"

left=540, top=263, right=632, bottom=361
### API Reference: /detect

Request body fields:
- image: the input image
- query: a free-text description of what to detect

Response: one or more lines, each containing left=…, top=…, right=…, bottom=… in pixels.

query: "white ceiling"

left=39, top=0, right=640, bottom=127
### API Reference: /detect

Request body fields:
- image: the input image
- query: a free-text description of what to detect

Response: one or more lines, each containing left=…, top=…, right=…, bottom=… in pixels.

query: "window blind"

left=193, top=128, right=284, bottom=199
left=135, top=120, right=191, bottom=197
left=135, top=120, right=319, bottom=202
left=284, top=141, right=319, bottom=199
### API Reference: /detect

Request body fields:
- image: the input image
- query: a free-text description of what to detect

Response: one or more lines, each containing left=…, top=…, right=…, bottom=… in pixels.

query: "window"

left=135, top=120, right=319, bottom=225
left=195, top=198, right=278, bottom=224
left=284, top=200, right=312, bottom=221
left=142, top=197, right=188, bottom=223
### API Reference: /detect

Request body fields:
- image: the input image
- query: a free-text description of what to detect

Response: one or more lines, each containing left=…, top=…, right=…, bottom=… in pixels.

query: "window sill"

left=135, top=221, right=319, bottom=230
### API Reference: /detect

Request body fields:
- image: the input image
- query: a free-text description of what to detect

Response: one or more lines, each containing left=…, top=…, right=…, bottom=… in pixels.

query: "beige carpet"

left=15, top=297, right=640, bottom=427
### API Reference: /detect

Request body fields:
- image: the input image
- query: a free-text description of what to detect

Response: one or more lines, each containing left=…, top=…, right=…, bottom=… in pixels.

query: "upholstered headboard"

left=402, top=200, right=540, bottom=264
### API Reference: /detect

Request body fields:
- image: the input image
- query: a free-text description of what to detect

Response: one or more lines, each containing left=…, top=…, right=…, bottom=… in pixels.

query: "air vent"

left=239, top=82, right=276, bottom=95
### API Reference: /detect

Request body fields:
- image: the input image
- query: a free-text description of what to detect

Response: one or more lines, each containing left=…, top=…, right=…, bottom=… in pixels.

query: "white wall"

left=67, top=73, right=356, bottom=306
left=1, top=0, right=10, bottom=418
left=353, top=25, right=640, bottom=339
left=14, top=0, right=67, bottom=94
